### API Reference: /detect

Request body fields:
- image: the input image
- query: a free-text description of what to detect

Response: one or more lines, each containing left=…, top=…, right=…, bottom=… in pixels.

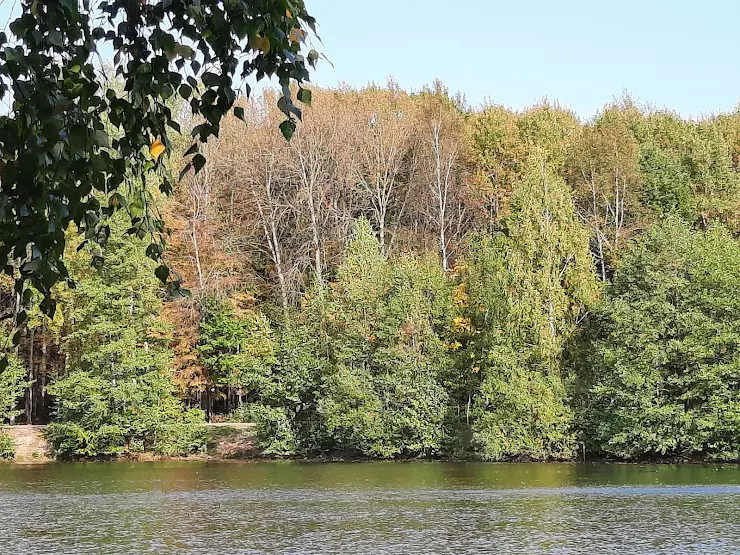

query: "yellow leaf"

left=289, top=28, right=306, bottom=43
left=249, top=35, right=270, bottom=54
left=286, top=9, right=292, bottom=18
left=150, top=139, right=166, bottom=161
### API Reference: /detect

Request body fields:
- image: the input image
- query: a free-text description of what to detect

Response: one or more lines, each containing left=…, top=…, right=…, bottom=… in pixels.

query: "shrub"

left=0, top=353, right=30, bottom=423
left=231, top=403, right=295, bottom=456
left=0, top=431, right=14, bottom=460
left=46, top=371, right=206, bottom=459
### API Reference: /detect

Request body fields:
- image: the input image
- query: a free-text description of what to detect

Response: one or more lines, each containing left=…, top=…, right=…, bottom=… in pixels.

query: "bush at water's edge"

left=0, top=431, right=15, bottom=460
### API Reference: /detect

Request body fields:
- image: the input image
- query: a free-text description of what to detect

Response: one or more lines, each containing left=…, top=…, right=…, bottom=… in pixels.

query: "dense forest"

left=3, top=82, right=740, bottom=461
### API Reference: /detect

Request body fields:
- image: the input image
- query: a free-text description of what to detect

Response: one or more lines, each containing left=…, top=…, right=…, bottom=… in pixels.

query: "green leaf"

left=129, top=201, right=144, bottom=219
left=234, top=106, right=246, bottom=121
left=21, top=259, right=42, bottom=274
left=166, top=282, right=191, bottom=300
left=155, top=265, right=170, bottom=283
left=59, top=0, right=78, bottom=14
left=297, top=88, right=312, bottom=106
left=277, top=96, right=290, bottom=117
left=68, top=126, right=88, bottom=152
left=93, top=130, right=109, bottom=148
left=280, top=119, right=296, bottom=141
left=39, top=296, right=56, bottom=317
left=146, top=243, right=163, bottom=260
left=202, top=72, right=220, bottom=87
left=179, top=83, right=192, bottom=99
left=179, top=162, right=194, bottom=181
left=175, top=44, right=193, bottom=58
left=193, top=153, right=206, bottom=174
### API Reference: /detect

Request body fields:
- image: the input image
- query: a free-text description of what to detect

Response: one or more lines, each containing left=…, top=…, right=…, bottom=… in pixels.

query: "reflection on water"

left=1, top=461, right=739, bottom=554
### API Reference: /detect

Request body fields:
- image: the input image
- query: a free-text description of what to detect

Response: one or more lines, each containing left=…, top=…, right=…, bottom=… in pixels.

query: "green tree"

left=467, top=102, right=579, bottom=225
left=465, top=154, right=599, bottom=460
left=61, top=219, right=166, bottom=378
left=565, top=101, right=646, bottom=280
left=0, top=303, right=30, bottom=422
left=258, top=218, right=455, bottom=458
left=46, top=214, right=205, bottom=458
left=0, top=347, right=28, bottom=423
left=517, top=103, right=579, bottom=174
left=46, top=370, right=205, bottom=458
left=319, top=223, right=453, bottom=457
left=578, top=218, right=740, bottom=460
left=225, top=289, right=331, bottom=456
left=639, top=142, right=693, bottom=218
left=634, top=112, right=740, bottom=225
left=198, top=296, right=277, bottom=410
left=247, top=319, right=329, bottom=455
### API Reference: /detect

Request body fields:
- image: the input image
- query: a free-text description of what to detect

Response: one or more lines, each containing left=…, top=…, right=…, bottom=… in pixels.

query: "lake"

left=1, top=461, right=739, bottom=554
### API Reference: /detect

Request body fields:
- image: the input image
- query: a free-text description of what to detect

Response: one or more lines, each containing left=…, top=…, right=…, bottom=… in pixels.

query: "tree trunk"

left=267, top=204, right=290, bottom=319
left=40, top=324, right=47, bottom=419
left=378, top=202, right=387, bottom=256
left=597, top=232, right=606, bottom=281
left=431, top=120, right=455, bottom=271
left=26, top=328, right=34, bottom=425
left=307, top=178, right=324, bottom=287
left=191, top=224, right=204, bottom=290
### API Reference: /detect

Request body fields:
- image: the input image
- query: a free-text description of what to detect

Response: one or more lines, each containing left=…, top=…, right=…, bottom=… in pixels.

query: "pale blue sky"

left=2, top=1, right=738, bottom=119
left=306, top=0, right=740, bottom=119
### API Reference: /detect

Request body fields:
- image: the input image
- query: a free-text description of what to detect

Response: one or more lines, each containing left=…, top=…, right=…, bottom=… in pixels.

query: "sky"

left=2, top=0, right=738, bottom=120
left=305, top=0, right=740, bottom=119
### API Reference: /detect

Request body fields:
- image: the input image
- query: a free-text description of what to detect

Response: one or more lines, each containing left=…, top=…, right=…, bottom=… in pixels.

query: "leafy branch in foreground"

left=0, top=0, right=319, bottom=337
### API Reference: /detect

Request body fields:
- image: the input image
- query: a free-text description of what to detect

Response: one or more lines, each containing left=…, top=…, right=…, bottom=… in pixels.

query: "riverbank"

left=3, top=424, right=736, bottom=465
left=1, top=423, right=259, bottom=463
left=1, top=425, right=53, bottom=462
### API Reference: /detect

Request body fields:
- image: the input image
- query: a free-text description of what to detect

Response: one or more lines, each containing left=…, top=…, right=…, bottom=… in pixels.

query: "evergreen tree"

left=46, top=215, right=205, bottom=458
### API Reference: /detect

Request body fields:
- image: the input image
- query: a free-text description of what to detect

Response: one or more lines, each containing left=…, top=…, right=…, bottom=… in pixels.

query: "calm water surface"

left=1, top=461, right=740, bottom=554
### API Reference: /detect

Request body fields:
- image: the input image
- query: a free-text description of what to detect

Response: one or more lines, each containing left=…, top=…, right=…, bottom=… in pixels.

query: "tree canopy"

left=4, top=76, right=740, bottom=462
left=577, top=219, right=740, bottom=460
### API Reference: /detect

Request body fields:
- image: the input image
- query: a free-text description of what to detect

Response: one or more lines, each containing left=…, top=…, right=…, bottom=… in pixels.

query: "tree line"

left=3, top=82, right=740, bottom=460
